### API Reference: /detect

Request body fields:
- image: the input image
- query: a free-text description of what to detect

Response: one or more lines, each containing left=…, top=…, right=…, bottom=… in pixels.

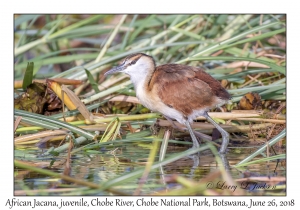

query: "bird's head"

left=104, top=53, right=156, bottom=77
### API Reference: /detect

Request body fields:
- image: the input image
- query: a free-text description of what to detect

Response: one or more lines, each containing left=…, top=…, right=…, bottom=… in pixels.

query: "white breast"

left=136, top=84, right=186, bottom=124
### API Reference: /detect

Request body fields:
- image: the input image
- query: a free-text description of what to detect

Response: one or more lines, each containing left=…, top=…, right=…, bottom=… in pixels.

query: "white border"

left=3, top=1, right=297, bottom=209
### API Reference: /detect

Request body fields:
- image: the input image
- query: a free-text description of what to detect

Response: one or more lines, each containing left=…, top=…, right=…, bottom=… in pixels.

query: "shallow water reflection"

left=14, top=142, right=286, bottom=195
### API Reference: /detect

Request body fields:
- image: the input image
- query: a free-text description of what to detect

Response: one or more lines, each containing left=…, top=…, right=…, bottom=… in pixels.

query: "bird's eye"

left=130, top=60, right=137, bottom=65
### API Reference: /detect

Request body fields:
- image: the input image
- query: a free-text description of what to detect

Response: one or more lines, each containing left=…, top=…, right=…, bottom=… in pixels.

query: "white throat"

left=122, top=59, right=153, bottom=92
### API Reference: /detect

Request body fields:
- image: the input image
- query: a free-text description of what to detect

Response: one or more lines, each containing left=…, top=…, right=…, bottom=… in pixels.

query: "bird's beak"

left=104, top=64, right=125, bottom=76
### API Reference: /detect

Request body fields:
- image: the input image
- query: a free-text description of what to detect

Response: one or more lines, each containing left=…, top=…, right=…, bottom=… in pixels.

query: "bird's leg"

left=188, top=154, right=200, bottom=177
left=164, top=115, right=209, bottom=142
left=163, top=115, right=184, bottom=131
left=165, top=116, right=202, bottom=156
left=203, top=112, right=229, bottom=154
left=185, top=121, right=200, bottom=152
left=219, top=153, right=230, bottom=171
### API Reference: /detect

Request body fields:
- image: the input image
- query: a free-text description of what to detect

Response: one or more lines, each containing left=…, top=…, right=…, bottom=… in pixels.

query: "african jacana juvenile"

left=105, top=53, right=231, bottom=154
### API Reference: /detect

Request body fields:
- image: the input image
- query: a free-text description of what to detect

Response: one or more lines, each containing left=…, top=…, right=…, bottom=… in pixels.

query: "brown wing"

left=148, top=64, right=231, bottom=116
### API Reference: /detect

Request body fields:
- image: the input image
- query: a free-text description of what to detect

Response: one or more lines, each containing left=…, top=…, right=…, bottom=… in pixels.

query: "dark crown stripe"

left=125, top=53, right=156, bottom=67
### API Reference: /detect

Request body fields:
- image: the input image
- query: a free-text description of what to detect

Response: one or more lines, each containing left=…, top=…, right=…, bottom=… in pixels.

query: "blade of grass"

left=177, top=21, right=283, bottom=59
left=15, top=15, right=41, bottom=28
left=235, top=129, right=286, bottom=166
left=186, top=56, right=285, bottom=74
left=84, top=68, right=100, bottom=93
left=22, top=62, right=34, bottom=90
left=15, top=53, right=99, bottom=71
left=15, top=116, right=62, bottom=130
left=15, top=15, right=104, bottom=56
left=14, top=109, right=95, bottom=140
left=95, top=15, right=127, bottom=62
left=134, top=138, right=160, bottom=195
left=234, top=154, right=285, bottom=168
left=16, top=15, right=40, bottom=48
left=159, top=129, right=170, bottom=162
left=121, top=15, right=138, bottom=51
left=81, top=80, right=132, bottom=104
left=99, top=117, right=120, bottom=143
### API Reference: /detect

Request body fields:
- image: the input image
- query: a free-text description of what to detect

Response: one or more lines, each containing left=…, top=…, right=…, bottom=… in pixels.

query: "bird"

left=104, top=53, right=231, bottom=154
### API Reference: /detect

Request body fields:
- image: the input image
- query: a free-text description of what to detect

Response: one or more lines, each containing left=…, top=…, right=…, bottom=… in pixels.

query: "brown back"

left=148, top=64, right=231, bottom=116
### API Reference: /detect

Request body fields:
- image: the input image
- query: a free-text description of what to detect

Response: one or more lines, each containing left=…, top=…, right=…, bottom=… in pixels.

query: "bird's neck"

left=128, top=64, right=157, bottom=111
left=128, top=66, right=155, bottom=94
